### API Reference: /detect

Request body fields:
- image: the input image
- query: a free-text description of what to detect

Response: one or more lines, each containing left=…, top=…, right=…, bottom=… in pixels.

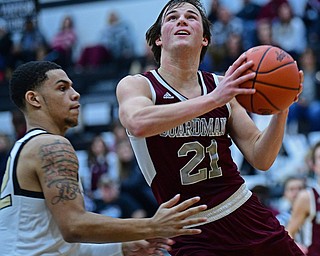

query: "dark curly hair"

left=10, top=61, right=62, bottom=110
left=146, top=0, right=211, bottom=65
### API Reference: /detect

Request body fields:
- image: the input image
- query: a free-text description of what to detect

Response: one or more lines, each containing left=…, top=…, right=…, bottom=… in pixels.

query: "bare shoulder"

left=117, top=74, right=149, bottom=89
left=116, top=74, right=152, bottom=100
left=18, top=134, right=77, bottom=191
left=32, top=134, right=77, bottom=166
left=23, top=134, right=75, bottom=157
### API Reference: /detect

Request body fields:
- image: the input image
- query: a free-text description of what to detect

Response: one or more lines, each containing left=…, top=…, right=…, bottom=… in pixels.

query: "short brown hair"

left=146, top=0, right=211, bottom=65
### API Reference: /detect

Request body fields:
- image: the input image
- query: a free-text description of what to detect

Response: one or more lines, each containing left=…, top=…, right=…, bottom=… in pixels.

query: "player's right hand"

left=212, top=54, right=256, bottom=107
left=148, top=194, right=207, bottom=238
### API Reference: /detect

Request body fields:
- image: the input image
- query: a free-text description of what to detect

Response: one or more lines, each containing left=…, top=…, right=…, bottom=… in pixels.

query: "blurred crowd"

left=0, top=0, right=320, bottom=132
left=0, top=0, right=320, bottom=251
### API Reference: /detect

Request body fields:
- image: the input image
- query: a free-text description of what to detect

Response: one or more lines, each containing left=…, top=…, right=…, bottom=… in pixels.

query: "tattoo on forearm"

left=40, top=140, right=81, bottom=205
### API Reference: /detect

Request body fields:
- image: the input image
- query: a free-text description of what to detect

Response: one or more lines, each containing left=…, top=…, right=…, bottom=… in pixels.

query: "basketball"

left=236, top=45, right=300, bottom=115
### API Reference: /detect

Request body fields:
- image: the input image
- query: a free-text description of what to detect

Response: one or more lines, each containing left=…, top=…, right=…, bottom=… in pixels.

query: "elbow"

left=60, top=224, right=83, bottom=243
left=256, top=165, right=271, bottom=172
left=249, top=156, right=275, bottom=171
left=127, top=126, right=146, bottom=138
left=120, top=112, right=150, bottom=138
left=62, top=234, right=78, bottom=244
left=253, top=160, right=274, bottom=171
left=126, top=120, right=150, bottom=138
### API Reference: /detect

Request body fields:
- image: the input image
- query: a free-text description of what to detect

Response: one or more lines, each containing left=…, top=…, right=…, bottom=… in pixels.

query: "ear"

left=155, top=36, right=162, bottom=46
left=202, top=37, right=209, bottom=47
left=25, top=91, right=41, bottom=108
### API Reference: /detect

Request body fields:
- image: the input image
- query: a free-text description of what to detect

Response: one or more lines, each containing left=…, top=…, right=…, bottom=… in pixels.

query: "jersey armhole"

left=139, top=74, right=156, bottom=104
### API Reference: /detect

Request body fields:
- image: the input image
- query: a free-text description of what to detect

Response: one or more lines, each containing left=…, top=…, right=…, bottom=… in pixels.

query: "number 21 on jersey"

left=179, top=139, right=222, bottom=185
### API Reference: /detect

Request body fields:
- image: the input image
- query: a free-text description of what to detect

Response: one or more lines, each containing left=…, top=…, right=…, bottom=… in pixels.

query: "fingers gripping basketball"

left=236, top=45, right=300, bottom=115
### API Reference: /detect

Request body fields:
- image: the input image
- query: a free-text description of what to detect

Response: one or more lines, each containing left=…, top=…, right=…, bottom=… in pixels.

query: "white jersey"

left=0, top=129, right=123, bottom=256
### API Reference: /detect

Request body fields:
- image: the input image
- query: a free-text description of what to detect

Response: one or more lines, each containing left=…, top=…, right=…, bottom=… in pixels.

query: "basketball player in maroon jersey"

left=116, top=0, right=304, bottom=255
left=288, top=141, right=320, bottom=256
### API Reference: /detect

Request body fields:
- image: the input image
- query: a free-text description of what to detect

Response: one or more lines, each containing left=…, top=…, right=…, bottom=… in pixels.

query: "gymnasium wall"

left=37, top=0, right=213, bottom=59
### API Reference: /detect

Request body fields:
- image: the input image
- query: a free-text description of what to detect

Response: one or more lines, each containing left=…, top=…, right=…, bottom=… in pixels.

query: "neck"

left=160, top=45, right=200, bottom=71
left=158, top=54, right=200, bottom=85
left=26, top=120, right=66, bottom=136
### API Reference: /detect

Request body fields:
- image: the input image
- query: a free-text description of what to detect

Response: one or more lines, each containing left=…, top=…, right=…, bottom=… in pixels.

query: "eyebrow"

left=165, top=9, right=199, bottom=18
left=55, top=79, right=72, bottom=85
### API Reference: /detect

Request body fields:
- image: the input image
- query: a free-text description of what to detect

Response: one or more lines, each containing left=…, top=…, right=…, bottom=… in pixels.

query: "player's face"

left=40, top=69, right=80, bottom=130
left=157, top=3, right=208, bottom=52
left=284, top=179, right=304, bottom=203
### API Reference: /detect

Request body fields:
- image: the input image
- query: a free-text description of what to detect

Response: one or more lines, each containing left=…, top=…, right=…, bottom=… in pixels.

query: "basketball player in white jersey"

left=0, top=60, right=208, bottom=255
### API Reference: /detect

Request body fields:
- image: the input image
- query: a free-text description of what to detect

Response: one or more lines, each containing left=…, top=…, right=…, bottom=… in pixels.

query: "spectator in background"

left=287, top=141, right=320, bottom=255
left=255, top=18, right=276, bottom=46
left=208, top=33, right=244, bottom=73
left=236, top=0, right=261, bottom=49
left=99, top=11, right=135, bottom=67
left=287, top=0, right=308, bottom=18
left=11, top=109, right=26, bottom=140
left=251, top=184, right=279, bottom=216
left=76, top=44, right=111, bottom=70
left=0, top=18, right=13, bottom=82
left=48, top=15, right=77, bottom=70
left=257, top=0, right=288, bottom=22
left=210, top=6, right=243, bottom=47
left=208, top=5, right=243, bottom=73
left=129, top=43, right=158, bottom=75
left=116, top=139, right=158, bottom=218
left=107, top=119, right=130, bottom=153
left=77, top=11, right=135, bottom=70
left=13, top=16, right=48, bottom=66
left=276, top=176, right=307, bottom=251
left=207, top=0, right=221, bottom=24
left=287, top=48, right=320, bottom=133
left=0, top=133, right=11, bottom=185
left=86, top=134, right=118, bottom=197
left=93, top=174, right=146, bottom=218
left=222, top=33, right=244, bottom=72
left=271, top=2, right=307, bottom=61
left=302, top=0, right=320, bottom=52
left=237, top=0, right=261, bottom=20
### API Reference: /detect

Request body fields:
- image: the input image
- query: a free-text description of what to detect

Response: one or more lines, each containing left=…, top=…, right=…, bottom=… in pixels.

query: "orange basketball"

left=236, top=45, right=300, bottom=115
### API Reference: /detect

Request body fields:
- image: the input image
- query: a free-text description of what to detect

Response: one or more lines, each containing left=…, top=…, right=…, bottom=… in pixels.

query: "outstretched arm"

left=33, top=135, right=207, bottom=243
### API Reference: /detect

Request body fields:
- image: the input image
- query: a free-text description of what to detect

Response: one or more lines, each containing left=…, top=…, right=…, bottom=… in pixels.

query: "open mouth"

left=175, top=30, right=190, bottom=35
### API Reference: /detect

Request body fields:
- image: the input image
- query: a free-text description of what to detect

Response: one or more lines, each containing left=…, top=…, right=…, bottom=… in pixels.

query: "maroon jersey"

left=308, top=186, right=320, bottom=256
left=129, top=69, right=244, bottom=209
left=128, top=69, right=305, bottom=255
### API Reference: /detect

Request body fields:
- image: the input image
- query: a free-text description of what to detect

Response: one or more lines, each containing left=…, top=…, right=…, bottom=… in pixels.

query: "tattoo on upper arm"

left=40, top=140, right=81, bottom=205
